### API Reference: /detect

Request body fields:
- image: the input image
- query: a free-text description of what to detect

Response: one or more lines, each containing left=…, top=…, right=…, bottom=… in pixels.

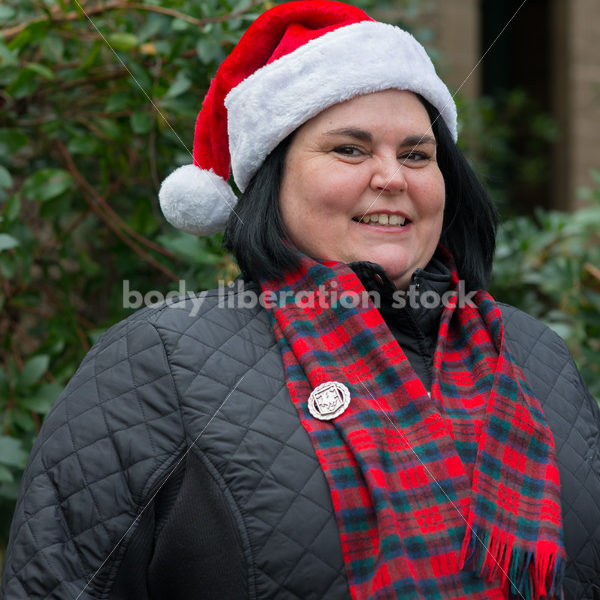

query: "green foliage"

left=0, top=0, right=426, bottom=555
left=491, top=172, right=600, bottom=400
left=457, top=90, right=560, bottom=213
left=0, top=0, right=262, bottom=547
left=0, top=0, right=598, bottom=570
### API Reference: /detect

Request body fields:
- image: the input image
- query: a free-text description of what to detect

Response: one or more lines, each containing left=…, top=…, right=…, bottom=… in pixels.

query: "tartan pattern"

left=261, top=253, right=565, bottom=600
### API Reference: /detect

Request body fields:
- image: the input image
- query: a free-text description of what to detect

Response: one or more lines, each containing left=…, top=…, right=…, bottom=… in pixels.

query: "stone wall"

left=553, top=0, right=600, bottom=208
left=400, top=0, right=600, bottom=210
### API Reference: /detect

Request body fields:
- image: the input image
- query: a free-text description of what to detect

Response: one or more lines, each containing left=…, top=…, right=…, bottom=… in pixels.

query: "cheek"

left=418, top=173, right=445, bottom=218
left=279, top=164, right=308, bottom=228
left=279, top=199, right=306, bottom=246
left=286, top=169, right=361, bottom=220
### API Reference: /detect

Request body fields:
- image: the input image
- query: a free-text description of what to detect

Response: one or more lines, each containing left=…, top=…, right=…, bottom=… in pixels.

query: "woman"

left=2, top=2, right=599, bottom=599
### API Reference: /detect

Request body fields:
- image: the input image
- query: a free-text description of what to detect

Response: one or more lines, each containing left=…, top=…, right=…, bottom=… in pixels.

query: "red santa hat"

left=159, top=0, right=457, bottom=236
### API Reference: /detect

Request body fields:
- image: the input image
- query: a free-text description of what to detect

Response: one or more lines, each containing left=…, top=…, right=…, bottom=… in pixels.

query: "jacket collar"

left=349, top=256, right=452, bottom=341
left=242, top=254, right=453, bottom=341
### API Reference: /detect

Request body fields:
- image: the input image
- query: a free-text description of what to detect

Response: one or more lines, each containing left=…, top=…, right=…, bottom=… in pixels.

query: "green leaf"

left=25, top=62, right=55, bottom=80
left=0, top=233, right=19, bottom=251
left=0, top=368, right=8, bottom=399
left=165, top=71, right=191, bottom=98
left=127, top=59, right=152, bottom=90
left=22, top=169, right=74, bottom=203
left=9, top=407, right=36, bottom=432
left=137, top=14, right=165, bottom=41
left=0, top=436, right=28, bottom=468
left=0, top=465, right=13, bottom=483
left=81, top=41, right=102, bottom=69
left=41, top=34, right=65, bottom=64
left=0, top=40, right=18, bottom=66
left=106, top=33, right=139, bottom=52
left=130, top=111, right=153, bottom=134
left=233, top=0, right=253, bottom=14
left=39, top=194, right=72, bottom=218
left=88, top=328, right=107, bottom=345
left=546, top=321, right=573, bottom=341
left=7, top=29, right=32, bottom=52
left=106, top=90, right=135, bottom=112
left=0, top=65, right=21, bottom=87
left=6, top=69, right=39, bottom=99
left=171, top=18, right=191, bottom=32
left=23, top=21, right=50, bottom=43
left=95, top=118, right=123, bottom=140
left=0, top=129, right=28, bottom=155
left=158, top=232, right=220, bottom=264
left=196, top=37, right=223, bottom=64
left=22, top=383, right=63, bottom=415
left=0, top=165, right=13, bottom=189
left=0, top=481, right=21, bottom=501
left=0, top=253, right=16, bottom=278
left=67, top=135, right=99, bottom=155
left=77, top=250, right=100, bottom=276
left=0, top=6, right=16, bottom=21
left=18, top=355, right=50, bottom=388
left=572, top=205, right=600, bottom=226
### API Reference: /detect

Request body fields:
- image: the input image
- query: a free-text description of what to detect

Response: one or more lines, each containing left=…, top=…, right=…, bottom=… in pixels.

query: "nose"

left=370, top=154, right=407, bottom=194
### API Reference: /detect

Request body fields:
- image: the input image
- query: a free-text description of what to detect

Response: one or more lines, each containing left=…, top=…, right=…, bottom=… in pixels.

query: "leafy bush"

left=456, top=90, right=560, bottom=214
left=491, top=172, right=600, bottom=400
left=0, top=0, right=267, bottom=559
left=1, top=0, right=598, bottom=571
left=0, top=0, right=421, bottom=562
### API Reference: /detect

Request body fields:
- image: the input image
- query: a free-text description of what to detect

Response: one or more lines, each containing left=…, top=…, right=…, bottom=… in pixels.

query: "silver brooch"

left=308, top=381, right=351, bottom=421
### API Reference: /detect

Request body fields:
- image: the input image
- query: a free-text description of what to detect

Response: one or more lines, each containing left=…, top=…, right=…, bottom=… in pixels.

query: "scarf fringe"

left=459, top=521, right=565, bottom=599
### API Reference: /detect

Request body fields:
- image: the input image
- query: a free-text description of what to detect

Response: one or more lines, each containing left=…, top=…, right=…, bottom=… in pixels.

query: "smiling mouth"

left=352, top=213, right=409, bottom=226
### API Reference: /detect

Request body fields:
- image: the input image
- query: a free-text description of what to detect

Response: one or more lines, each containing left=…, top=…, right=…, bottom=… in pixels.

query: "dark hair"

left=224, top=96, right=498, bottom=290
left=420, top=97, right=498, bottom=290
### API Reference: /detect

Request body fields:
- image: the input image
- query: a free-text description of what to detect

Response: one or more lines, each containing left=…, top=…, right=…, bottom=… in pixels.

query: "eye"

left=333, top=145, right=366, bottom=158
left=399, top=151, right=429, bottom=162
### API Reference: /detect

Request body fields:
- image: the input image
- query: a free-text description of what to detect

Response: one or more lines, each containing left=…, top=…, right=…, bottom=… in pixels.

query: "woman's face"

left=279, top=90, right=445, bottom=289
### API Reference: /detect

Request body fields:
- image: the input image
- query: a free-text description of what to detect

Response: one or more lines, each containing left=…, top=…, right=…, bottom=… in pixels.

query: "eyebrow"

left=401, top=134, right=437, bottom=147
left=324, top=128, right=436, bottom=146
left=324, top=128, right=372, bottom=142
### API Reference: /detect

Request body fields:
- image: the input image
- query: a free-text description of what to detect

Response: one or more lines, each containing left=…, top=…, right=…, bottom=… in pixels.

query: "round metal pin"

left=308, top=381, right=351, bottom=421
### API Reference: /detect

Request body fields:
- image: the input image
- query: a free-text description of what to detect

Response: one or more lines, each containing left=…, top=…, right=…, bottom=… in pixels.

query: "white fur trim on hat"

left=225, top=21, right=457, bottom=192
left=158, top=165, right=237, bottom=236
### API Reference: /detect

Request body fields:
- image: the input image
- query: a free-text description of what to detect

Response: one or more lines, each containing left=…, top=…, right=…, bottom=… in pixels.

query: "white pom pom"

left=158, top=165, right=238, bottom=236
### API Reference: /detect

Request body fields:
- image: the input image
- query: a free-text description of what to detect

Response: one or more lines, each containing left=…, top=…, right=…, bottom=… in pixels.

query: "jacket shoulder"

left=499, top=302, right=595, bottom=413
left=2, top=306, right=189, bottom=598
left=1, top=287, right=270, bottom=599
left=499, top=303, right=600, bottom=597
left=498, top=301, right=598, bottom=448
left=500, top=302, right=568, bottom=358
left=146, top=284, right=275, bottom=350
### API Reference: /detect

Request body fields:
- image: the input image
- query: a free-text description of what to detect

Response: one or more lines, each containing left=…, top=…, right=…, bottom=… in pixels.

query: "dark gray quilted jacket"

left=2, top=282, right=600, bottom=599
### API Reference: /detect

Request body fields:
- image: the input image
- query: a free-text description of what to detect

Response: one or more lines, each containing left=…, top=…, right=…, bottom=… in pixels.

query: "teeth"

left=358, top=214, right=406, bottom=226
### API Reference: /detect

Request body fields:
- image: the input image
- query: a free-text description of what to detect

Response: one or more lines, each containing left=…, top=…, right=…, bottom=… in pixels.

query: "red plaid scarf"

left=261, top=253, right=565, bottom=600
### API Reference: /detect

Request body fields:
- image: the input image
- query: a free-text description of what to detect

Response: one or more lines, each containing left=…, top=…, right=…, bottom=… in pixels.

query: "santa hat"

left=159, top=0, right=457, bottom=236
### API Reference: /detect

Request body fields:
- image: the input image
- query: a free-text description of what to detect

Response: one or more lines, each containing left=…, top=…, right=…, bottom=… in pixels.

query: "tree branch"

left=55, top=140, right=180, bottom=281
left=584, top=262, right=600, bottom=285
left=2, top=0, right=263, bottom=41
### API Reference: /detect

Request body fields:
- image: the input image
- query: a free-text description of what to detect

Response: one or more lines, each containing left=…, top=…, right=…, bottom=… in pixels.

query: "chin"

left=374, top=259, right=412, bottom=279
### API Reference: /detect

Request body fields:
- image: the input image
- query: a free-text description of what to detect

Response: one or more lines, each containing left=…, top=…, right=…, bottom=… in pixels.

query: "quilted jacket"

left=2, top=275, right=600, bottom=600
